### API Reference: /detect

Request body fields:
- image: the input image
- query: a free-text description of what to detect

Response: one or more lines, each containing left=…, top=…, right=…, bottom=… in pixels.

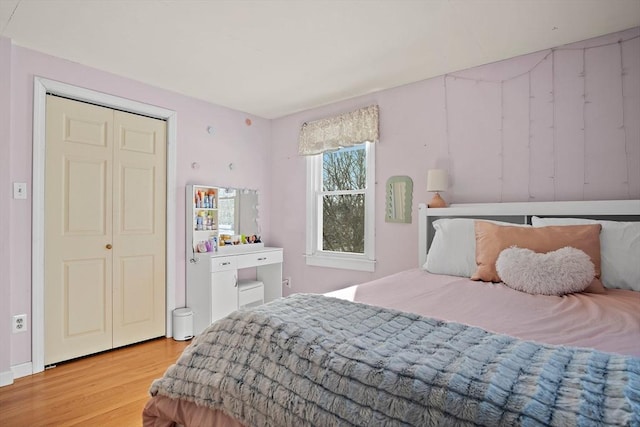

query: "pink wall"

left=0, top=37, right=12, bottom=384
left=2, top=40, right=273, bottom=370
left=269, top=27, right=640, bottom=296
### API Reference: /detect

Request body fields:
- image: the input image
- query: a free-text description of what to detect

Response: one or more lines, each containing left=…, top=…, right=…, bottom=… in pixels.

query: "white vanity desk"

left=187, top=246, right=283, bottom=336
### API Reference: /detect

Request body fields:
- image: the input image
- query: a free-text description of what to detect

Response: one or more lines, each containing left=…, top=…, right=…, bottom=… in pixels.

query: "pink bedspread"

left=326, top=269, right=640, bottom=357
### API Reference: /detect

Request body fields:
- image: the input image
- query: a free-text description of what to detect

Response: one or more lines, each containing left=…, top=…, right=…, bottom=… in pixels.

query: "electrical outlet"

left=283, top=277, right=292, bottom=289
left=12, top=314, right=27, bottom=333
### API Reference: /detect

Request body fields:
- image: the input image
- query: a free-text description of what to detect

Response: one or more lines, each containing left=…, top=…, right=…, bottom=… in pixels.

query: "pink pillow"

left=472, top=221, right=605, bottom=293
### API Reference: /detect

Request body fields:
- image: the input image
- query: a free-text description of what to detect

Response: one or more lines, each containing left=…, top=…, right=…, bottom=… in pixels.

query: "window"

left=305, top=142, right=375, bottom=271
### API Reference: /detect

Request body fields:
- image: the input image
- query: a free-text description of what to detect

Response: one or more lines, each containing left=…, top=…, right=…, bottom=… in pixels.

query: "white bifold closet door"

left=44, top=95, right=166, bottom=365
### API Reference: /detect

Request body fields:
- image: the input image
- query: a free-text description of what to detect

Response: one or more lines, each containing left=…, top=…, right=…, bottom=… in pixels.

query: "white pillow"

left=424, top=218, right=528, bottom=277
left=531, top=216, right=640, bottom=291
left=496, top=246, right=595, bottom=296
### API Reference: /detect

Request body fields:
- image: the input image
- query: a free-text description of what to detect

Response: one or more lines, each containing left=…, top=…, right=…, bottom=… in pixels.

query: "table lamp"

left=427, top=169, right=448, bottom=208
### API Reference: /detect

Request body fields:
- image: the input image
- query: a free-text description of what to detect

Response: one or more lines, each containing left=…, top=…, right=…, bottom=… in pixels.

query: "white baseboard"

left=1, top=362, right=34, bottom=387
left=0, top=369, right=13, bottom=387
left=11, top=362, right=33, bottom=379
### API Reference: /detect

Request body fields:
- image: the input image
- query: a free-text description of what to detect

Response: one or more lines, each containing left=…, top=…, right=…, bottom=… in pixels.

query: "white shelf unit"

left=187, top=184, right=219, bottom=255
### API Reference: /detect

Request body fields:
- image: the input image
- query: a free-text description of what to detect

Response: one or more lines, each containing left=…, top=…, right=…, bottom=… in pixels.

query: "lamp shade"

left=427, top=169, right=448, bottom=192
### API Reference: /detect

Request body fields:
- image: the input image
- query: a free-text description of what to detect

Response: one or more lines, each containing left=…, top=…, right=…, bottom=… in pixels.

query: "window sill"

left=305, top=253, right=375, bottom=272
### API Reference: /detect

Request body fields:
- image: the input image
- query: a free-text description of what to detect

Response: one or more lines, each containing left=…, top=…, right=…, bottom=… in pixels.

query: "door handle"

left=106, top=244, right=112, bottom=249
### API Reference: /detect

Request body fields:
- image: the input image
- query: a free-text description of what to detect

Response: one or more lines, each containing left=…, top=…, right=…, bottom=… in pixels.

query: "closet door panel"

left=44, top=95, right=113, bottom=365
left=112, top=111, right=166, bottom=347
left=65, top=259, right=108, bottom=336
left=118, top=255, right=154, bottom=324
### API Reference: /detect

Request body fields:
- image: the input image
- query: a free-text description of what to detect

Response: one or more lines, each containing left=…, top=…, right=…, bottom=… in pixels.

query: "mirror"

left=385, top=176, right=413, bottom=223
left=217, top=187, right=260, bottom=244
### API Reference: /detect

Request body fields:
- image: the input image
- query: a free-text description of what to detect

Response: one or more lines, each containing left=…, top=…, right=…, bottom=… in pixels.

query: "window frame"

left=305, top=141, right=376, bottom=272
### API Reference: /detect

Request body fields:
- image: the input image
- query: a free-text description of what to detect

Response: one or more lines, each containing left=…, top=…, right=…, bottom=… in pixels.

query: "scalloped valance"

left=298, top=105, right=379, bottom=155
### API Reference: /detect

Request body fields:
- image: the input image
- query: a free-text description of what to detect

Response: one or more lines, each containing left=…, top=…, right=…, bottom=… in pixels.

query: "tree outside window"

left=321, top=145, right=366, bottom=253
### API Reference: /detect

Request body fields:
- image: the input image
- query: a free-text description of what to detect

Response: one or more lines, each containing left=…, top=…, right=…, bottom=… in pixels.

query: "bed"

left=144, top=200, right=640, bottom=426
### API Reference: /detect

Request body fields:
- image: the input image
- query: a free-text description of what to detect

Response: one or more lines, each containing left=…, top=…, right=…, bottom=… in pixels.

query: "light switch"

left=13, top=182, right=27, bottom=199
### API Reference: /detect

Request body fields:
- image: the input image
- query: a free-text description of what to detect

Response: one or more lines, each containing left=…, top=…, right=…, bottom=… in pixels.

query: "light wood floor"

left=0, top=337, right=189, bottom=427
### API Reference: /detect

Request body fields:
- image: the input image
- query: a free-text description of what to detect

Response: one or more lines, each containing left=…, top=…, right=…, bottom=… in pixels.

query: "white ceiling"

left=1, top=0, right=639, bottom=119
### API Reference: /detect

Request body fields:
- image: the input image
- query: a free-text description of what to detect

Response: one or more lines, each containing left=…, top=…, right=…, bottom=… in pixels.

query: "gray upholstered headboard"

left=418, top=200, right=640, bottom=268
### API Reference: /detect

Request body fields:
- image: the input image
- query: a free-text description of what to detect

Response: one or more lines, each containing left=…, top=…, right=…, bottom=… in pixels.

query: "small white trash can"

left=172, top=308, right=194, bottom=341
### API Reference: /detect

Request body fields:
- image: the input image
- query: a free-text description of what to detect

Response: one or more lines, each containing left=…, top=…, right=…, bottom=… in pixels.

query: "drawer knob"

left=221, top=261, right=231, bottom=266
left=257, top=257, right=267, bottom=261
left=105, top=244, right=112, bottom=250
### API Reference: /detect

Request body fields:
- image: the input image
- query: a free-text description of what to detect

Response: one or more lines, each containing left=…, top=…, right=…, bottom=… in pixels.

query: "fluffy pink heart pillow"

left=495, top=246, right=595, bottom=296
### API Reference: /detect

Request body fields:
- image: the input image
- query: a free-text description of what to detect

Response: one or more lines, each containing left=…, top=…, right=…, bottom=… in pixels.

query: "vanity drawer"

left=238, top=280, right=264, bottom=308
left=210, top=256, right=237, bottom=272
left=237, top=250, right=283, bottom=269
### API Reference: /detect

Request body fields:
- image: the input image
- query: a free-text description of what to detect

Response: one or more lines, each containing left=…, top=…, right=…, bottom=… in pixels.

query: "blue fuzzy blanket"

left=150, top=294, right=639, bottom=426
